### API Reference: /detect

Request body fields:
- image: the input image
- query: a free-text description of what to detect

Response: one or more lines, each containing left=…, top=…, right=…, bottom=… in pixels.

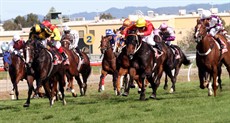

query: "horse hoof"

left=163, top=85, right=168, bottom=90
left=122, top=92, right=128, bottom=97
left=72, top=93, right=78, bottom=97
left=200, top=85, right=205, bottom=89
left=169, top=88, right=174, bottom=93
left=149, top=94, right=156, bottom=99
left=23, top=103, right=30, bottom=107
left=130, top=84, right=136, bottom=88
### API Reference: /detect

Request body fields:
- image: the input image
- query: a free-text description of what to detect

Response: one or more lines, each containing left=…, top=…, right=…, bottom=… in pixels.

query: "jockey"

left=9, top=34, right=25, bottom=57
left=62, top=25, right=83, bottom=60
left=123, top=17, right=163, bottom=58
left=42, top=20, right=69, bottom=64
left=105, top=29, right=117, bottom=52
left=200, top=10, right=228, bottom=53
left=158, top=23, right=180, bottom=59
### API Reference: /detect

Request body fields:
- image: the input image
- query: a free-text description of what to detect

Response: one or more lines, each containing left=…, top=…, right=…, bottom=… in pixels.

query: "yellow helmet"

left=136, top=18, right=146, bottom=27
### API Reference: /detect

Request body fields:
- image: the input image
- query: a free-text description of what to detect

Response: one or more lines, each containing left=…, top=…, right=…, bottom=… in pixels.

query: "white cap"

left=200, top=10, right=211, bottom=19
left=63, top=25, right=70, bottom=31
left=13, top=34, right=20, bottom=42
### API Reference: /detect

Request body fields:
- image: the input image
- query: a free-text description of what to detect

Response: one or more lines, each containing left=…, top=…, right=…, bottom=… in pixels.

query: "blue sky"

left=0, top=0, right=229, bottom=20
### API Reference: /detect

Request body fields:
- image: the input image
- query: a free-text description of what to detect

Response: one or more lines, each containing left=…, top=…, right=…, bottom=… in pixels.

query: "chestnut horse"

left=98, top=36, right=118, bottom=94
left=23, top=39, right=66, bottom=107
left=194, top=23, right=230, bottom=96
left=2, top=51, right=26, bottom=100
left=60, top=38, right=91, bottom=96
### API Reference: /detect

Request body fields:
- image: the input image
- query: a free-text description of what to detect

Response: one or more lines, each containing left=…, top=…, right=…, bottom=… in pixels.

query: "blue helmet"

left=105, top=29, right=115, bottom=36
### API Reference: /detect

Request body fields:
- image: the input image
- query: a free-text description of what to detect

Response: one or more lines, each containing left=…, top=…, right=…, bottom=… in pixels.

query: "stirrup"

left=53, top=60, right=58, bottom=65
left=222, top=48, right=228, bottom=54
left=175, top=55, right=180, bottom=59
left=63, top=59, right=70, bottom=65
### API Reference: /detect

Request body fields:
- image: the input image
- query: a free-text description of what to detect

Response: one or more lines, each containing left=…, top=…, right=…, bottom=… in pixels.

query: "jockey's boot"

left=50, top=50, right=58, bottom=65
left=75, top=47, right=84, bottom=60
left=152, top=44, right=163, bottom=58
left=61, top=52, right=69, bottom=65
left=170, top=45, right=180, bottom=59
left=216, top=37, right=228, bottom=54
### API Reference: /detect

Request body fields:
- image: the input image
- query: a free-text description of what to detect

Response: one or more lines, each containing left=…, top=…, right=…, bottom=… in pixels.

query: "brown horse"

left=194, top=23, right=226, bottom=96
left=23, top=39, right=66, bottom=107
left=60, top=38, right=91, bottom=96
left=98, top=35, right=118, bottom=94
left=2, top=51, right=26, bottom=100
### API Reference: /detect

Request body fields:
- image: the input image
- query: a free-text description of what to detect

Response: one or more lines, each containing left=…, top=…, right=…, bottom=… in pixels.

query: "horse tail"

left=181, top=51, right=191, bottom=66
left=174, top=45, right=191, bottom=66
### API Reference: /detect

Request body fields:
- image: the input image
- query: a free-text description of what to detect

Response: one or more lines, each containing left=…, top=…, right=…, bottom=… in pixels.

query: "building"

left=0, top=10, right=230, bottom=55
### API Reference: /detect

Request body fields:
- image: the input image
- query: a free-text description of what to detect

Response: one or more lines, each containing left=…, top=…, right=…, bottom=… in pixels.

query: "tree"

left=99, top=13, right=115, bottom=20
left=177, top=29, right=196, bottom=51
left=44, top=7, right=56, bottom=20
left=3, top=20, right=20, bottom=30
left=14, top=15, right=26, bottom=28
left=26, top=13, right=40, bottom=27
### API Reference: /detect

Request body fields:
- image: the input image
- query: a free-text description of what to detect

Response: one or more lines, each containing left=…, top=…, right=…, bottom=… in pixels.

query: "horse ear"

left=101, top=35, right=104, bottom=38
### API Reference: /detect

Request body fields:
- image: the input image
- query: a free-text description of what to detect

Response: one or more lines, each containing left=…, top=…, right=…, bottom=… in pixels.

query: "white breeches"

left=142, top=31, right=155, bottom=46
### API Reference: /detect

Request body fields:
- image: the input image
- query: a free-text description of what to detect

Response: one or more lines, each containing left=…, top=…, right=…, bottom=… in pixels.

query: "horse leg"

left=75, top=75, right=84, bottom=96
left=113, top=71, right=118, bottom=95
left=139, top=72, right=146, bottom=101
left=163, top=73, right=168, bottom=90
left=116, top=68, right=128, bottom=96
left=68, top=76, right=77, bottom=97
left=217, top=65, right=222, bottom=91
left=98, top=70, right=107, bottom=92
left=212, top=67, right=218, bottom=96
left=81, top=71, right=90, bottom=96
left=42, top=80, right=52, bottom=107
left=66, top=74, right=71, bottom=91
left=59, top=75, right=66, bottom=105
left=23, top=75, right=34, bottom=107
left=150, top=65, right=164, bottom=99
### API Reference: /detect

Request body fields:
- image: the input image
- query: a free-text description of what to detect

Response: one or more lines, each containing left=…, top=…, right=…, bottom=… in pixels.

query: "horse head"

left=194, top=23, right=207, bottom=43
left=24, top=40, right=36, bottom=65
left=125, top=30, right=141, bottom=59
left=61, top=37, right=71, bottom=49
left=3, top=51, right=12, bottom=71
left=100, top=35, right=111, bottom=54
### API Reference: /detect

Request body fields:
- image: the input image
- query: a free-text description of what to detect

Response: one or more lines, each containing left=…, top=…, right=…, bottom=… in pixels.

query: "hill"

left=70, top=3, right=230, bottom=20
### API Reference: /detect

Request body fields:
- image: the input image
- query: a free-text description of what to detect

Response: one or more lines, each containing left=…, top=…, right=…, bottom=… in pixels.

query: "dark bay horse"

left=98, top=36, right=118, bottom=94
left=154, top=30, right=191, bottom=93
left=60, top=38, right=91, bottom=96
left=3, top=51, right=26, bottom=100
left=23, top=39, right=66, bottom=107
left=125, top=33, right=167, bottom=100
left=194, top=23, right=223, bottom=96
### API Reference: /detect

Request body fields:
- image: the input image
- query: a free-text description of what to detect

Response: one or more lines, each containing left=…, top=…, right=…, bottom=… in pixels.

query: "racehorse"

left=23, top=39, right=66, bottom=107
left=155, top=35, right=191, bottom=93
left=194, top=23, right=224, bottom=96
left=61, top=38, right=91, bottom=96
left=163, top=44, right=191, bottom=93
left=2, top=51, right=26, bottom=100
left=98, top=35, right=118, bottom=94
left=125, top=32, right=167, bottom=100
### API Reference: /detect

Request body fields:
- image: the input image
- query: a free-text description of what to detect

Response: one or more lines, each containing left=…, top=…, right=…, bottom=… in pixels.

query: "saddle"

left=168, top=44, right=180, bottom=59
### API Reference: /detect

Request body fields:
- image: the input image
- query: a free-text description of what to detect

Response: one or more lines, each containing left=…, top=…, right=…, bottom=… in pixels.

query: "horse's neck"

left=104, top=48, right=115, bottom=59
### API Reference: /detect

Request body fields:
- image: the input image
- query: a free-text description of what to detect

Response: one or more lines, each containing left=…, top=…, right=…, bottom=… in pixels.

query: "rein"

left=127, top=34, right=142, bottom=54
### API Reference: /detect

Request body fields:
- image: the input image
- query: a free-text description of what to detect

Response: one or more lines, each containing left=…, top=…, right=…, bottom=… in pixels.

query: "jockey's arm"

left=52, top=28, right=61, bottom=41
left=8, top=41, right=14, bottom=53
left=143, top=24, right=153, bottom=36
left=71, top=30, right=79, bottom=49
left=166, top=28, right=176, bottom=41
